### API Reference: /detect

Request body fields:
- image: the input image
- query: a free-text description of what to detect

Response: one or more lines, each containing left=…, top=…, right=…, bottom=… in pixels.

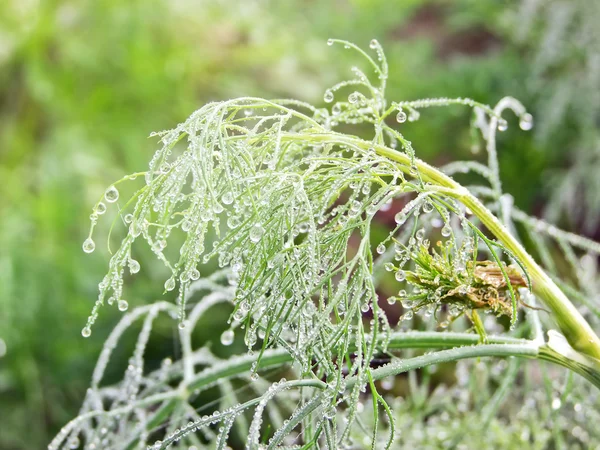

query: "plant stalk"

left=283, top=132, right=600, bottom=360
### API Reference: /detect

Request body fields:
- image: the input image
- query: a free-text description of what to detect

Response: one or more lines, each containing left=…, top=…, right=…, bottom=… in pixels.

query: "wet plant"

left=53, top=40, right=600, bottom=449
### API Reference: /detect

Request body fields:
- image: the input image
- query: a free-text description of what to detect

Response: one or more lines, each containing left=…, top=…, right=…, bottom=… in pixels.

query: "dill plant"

left=53, top=40, right=600, bottom=449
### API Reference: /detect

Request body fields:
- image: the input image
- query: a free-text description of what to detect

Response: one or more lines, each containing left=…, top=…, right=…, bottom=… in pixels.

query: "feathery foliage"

left=54, top=40, right=600, bottom=449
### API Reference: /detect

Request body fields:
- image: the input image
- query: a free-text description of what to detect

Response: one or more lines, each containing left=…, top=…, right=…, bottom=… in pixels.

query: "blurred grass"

left=0, top=0, right=593, bottom=448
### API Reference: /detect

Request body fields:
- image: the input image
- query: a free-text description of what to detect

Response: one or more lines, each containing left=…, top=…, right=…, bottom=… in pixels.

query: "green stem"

left=282, top=132, right=600, bottom=360
left=82, top=330, right=600, bottom=450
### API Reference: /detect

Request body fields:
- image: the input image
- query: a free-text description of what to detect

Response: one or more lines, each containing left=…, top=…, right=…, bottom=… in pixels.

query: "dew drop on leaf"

left=396, top=110, right=407, bottom=123
left=222, top=192, right=234, bottom=205
left=95, top=202, right=106, bottom=215
left=81, top=327, right=91, bottom=338
left=220, top=329, right=234, bottom=346
left=129, top=259, right=140, bottom=274
left=249, top=224, right=264, bottom=243
left=118, top=300, right=129, bottom=311
left=104, top=186, right=119, bottom=203
left=165, top=277, right=176, bottom=291
left=519, top=113, right=533, bottom=131
left=82, top=238, right=95, bottom=253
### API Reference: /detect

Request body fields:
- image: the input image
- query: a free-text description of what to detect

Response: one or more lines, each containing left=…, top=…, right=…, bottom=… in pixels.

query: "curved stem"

left=282, top=132, right=600, bottom=360
left=69, top=330, right=600, bottom=450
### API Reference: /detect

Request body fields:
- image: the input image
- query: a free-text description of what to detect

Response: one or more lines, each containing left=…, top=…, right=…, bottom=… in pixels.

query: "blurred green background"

left=1, top=0, right=598, bottom=448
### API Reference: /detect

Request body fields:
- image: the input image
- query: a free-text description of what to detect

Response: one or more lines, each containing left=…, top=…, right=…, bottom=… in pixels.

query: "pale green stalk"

left=282, top=131, right=600, bottom=361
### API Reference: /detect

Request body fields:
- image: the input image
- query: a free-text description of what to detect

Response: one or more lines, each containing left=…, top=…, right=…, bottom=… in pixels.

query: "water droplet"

left=551, top=397, right=561, bottom=410
left=441, top=225, right=452, bottom=237
left=497, top=119, right=508, bottom=132
left=95, top=202, right=106, bottom=215
left=129, top=259, right=140, bottom=274
left=68, top=436, right=80, bottom=449
left=104, top=186, right=119, bottom=203
left=82, top=238, right=95, bottom=253
left=395, top=212, right=407, bottom=225
left=415, top=228, right=425, bottom=240
left=387, top=296, right=397, bottom=305
left=249, top=224, right=264, bottom=243
left=401, top=310, right=414, bottom=321
left=220, top=329, right=234, bottom=346
left=396, top=110, right=407, bottom=123
left=384, top=263, right=394, bottom=272
left=118, top=300, right=129, bottom=311
left=369, top=39, right=379, bottom=49
left=401, top=298, right=414, bottom=308
left=519, top=113, right=533, bottom=131
left=376, top=243, right=386, bottom=254
left=348, top=92, right=359, bottom=104
left=165, top=277, right=176, bottom=291
left=250, top=372, right=259, bottom=381
left=222, top=192, right=234, bottom=205
left=81, top=327, right=91, bottom=338
left=124, top=213, right=133, bottom=224
left=324, top=90, right=334, bottom=103
left=361, top=303, right=370, bottom=313
left=395, top=270, right=406, bottom=282
left=423, top=201, right=434, bottom=213
left=327, top=38, right=334, bottom=46
left=178, top=321, right=186, bottom=330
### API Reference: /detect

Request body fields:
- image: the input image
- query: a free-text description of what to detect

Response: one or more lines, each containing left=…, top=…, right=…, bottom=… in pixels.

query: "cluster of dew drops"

left=82, top=185, right=120, bottom=255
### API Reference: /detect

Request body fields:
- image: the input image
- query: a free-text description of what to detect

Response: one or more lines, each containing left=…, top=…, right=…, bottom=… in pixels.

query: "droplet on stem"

left=164, top=277, right=176, bottom=291
left=519, top=113, right=533, bottom=131
left=221, top=329, right=234, bottom=346
left=129, top=259, right=140, bottom=274
left=95, top=202, right=106, bottom=215
left=82, top=238, right=95, bottom=253
left=249, top=224, right=264, bottom=243
left=497, top=118, right=508, bottom=132
left=222, top=192, right=234, bottom=205
left=396, top=110, right=407, bottom=123
left=104, top=186, right=119, bottom=203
